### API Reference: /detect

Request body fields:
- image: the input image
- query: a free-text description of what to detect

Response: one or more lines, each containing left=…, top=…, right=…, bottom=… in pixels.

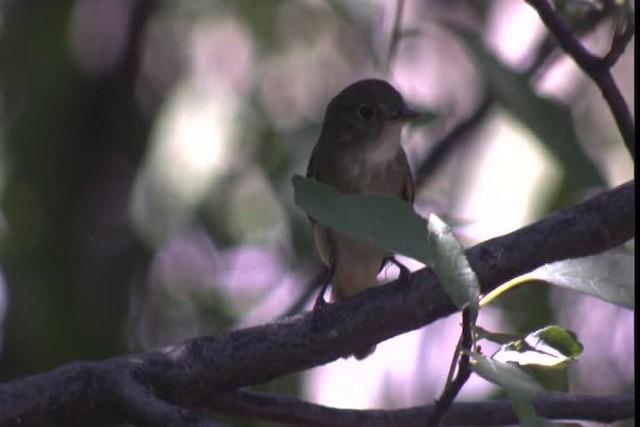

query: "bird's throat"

left=364, top=124, right=403, bottom=165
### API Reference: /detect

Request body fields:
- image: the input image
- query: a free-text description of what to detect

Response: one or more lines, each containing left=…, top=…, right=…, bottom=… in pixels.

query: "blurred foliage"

left=0, top=0, right=633, bottom=424
left=0, top=0, right=152, bottom=377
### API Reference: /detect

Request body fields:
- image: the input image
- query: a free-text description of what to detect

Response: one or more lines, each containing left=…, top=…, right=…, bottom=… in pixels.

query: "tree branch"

left=115, top=373, right=228, bottom=427
left=208, top=389, right=634, bottom=426
left=414, top=3, right=616, bottom=188
left=524, top=0, right=635, bottom=160
left=415, top=94, right=494, bottom=187
left=426, top=307, right=474, bottom=426
left=0, top=181, right=633, bottom=426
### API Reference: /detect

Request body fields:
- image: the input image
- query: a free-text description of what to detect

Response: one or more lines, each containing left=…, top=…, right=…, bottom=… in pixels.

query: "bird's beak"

left=391, top=105, right=422, bottom=123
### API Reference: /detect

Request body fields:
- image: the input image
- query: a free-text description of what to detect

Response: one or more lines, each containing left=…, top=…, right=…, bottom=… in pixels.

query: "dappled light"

left=0, top=0, right=634, bottom=425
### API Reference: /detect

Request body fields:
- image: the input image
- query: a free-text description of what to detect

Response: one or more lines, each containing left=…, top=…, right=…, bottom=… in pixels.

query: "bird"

left=306, top=79, right=419, bottom=358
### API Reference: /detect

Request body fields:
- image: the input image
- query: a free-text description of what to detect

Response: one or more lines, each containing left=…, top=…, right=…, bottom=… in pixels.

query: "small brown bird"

left=307, top=79, right=418, bottom=356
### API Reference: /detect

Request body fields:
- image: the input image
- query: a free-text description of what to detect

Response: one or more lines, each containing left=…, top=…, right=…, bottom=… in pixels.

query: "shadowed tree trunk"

left=0, top=0, right=156, bottom=379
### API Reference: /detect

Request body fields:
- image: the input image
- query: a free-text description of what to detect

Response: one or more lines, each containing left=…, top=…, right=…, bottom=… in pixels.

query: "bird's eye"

left=357, top=105, right=374, bottom=120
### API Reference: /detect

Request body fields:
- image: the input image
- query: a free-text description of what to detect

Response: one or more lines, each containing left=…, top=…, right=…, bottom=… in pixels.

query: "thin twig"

left=385, top=0, right=406, bottom=71
left=525, top=0, right=635, bottom=160
left=415, top=94, right=493, bottom=187
left=602, top=23, right=636, bottom=67
left=416, top=2, right=634, bottom=189
left=426, top=307, right=475, bottom=426
left=444, top=335, right=462, bottom=386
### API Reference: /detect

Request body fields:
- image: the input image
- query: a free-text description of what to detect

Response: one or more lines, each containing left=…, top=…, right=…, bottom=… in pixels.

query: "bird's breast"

left=338, top=150, right=407, bottom=196
left=364, top=123, right=403, bottom=164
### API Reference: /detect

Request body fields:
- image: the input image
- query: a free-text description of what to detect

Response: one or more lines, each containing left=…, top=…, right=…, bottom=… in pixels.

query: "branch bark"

left=0, top=180, right=633, bottom=426
left=209, top=389, right=634, bottom=426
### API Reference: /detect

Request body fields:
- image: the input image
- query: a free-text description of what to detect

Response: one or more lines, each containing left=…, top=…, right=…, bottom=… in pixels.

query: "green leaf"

left=492, top=325, right=584, bottom=367
left=513, top=397, right=582, bottom=427
left=293, top=178, right=481, bottom=313
left=475, top=326, right=523, bottom=345
left=426, top=214, right=480, bottom=309
left=450, top=26, right=603, bottom=190
left=521, top=364, right=569, bottom=393
left=490, top=325, right=583, bottom=392
left=532, top=325, right=584, bottom=359
left=511, top=395, right=537, bottom=421
left=292, top=175, right=429, bottom=263
left=471, top=353, right=547, bottom=398
left=524, top=254, right=634, bottom=309
left=482, top=253, right=634, bottom=310
left=512, top=396, right=556, bottom=427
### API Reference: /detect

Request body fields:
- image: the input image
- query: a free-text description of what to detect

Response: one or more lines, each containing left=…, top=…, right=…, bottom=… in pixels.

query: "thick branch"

left=209, top=389, right=634, bottom=426
left=0, top=181, right=634, bottom=426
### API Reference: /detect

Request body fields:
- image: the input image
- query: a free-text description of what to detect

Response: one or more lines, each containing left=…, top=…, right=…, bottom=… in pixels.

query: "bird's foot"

left=389, top=257, right=411, bottom=284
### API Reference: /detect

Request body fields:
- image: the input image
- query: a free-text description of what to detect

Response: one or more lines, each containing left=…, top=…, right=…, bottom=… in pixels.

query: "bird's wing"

left=402, top=167, right=415, bottom=204
left=305, top=150, right=319, bottom=224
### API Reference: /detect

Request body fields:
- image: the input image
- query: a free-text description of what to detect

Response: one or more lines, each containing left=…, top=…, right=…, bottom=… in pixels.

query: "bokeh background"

left=0, top=0, right=634, bottom=423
